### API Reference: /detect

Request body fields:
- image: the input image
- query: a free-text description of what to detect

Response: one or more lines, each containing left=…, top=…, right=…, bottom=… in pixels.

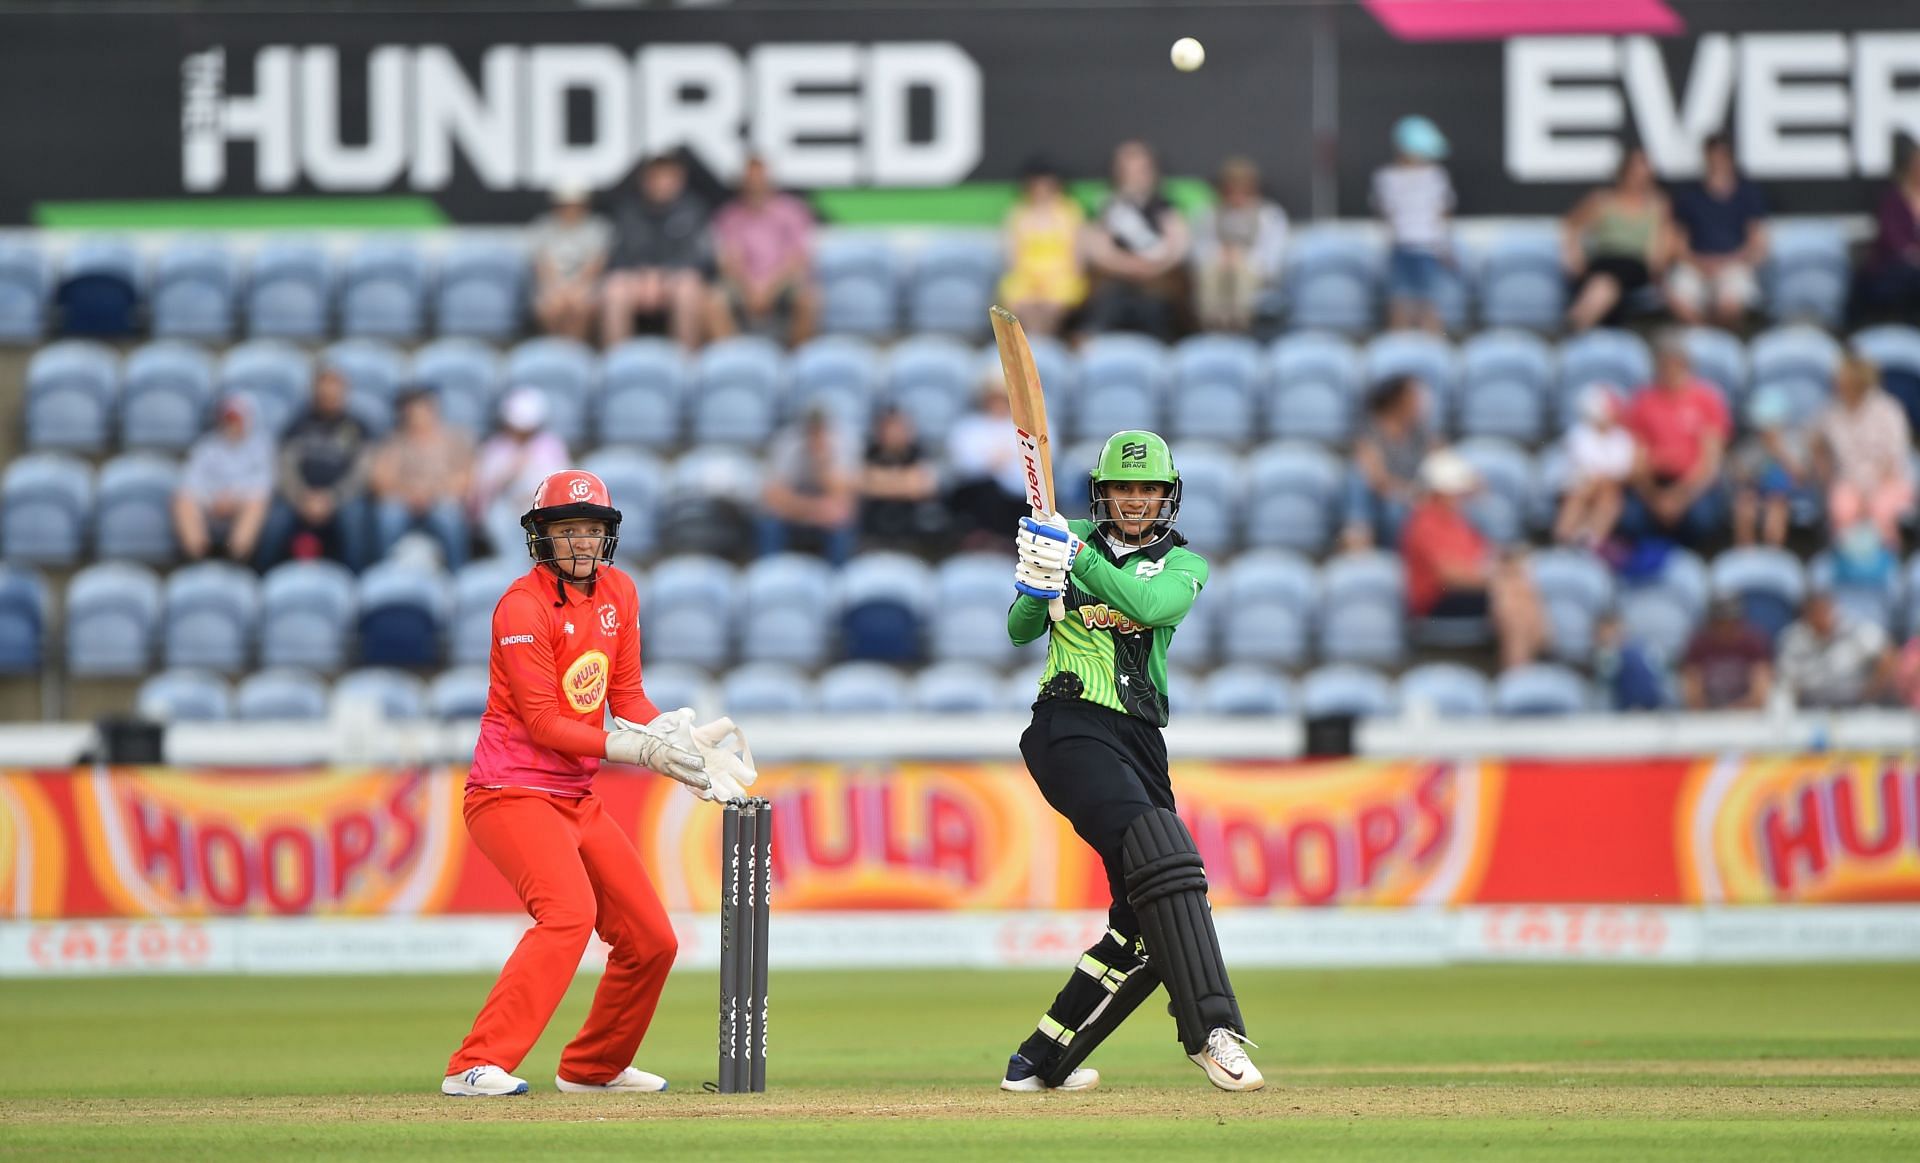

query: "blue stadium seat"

left=506, top=337, right=598, bottom=449
left=738, top=553, right=836, bottom=667
left=999, top=667, right=1044, bottom=712
left=791, top=336, right=883, bottom=433
left=220, top=340, right=313, bottom=437
left=357, top=561, right=449, bottom=667
left=1749, top=324, right=1842, bottom=425
left=599, top=338, right=689, bottom=448
left=1364, top=330, right=1458, bottom=424
left=1494, top=663, right=1592, bottom=716
left=333, top=667, right=429, bottom=720
left=1074, top=334, right=1168, bottom=441
left=246, top=239, right=331, bottom=340
left=1167, top=441, right=1240, bottom=555
left=65, top=562, right=161, bottom=677
left=1557, top=328, right=1653, bottom=424
left=435, top=242, right=525, bottom=339
left=428, top=666, right=491, bottom=720
left=56, top=236, right=142, bottom=337
left=1170, top=335, right=1262, bottom=443
left=163, top=562, right=259, bottom=674
left=1763, top=220, right=1850, bottom=326
left=1318, top=551, right=1406, bottom=667
left=722, top=662, right=816, bottom=715
left=25, top=340, right=118, bottom=453
left=1710, top=546, right=1807, bottom=644
left=1453, top=438, right=1532, bottom=546
left=340, top=239, right=428, bottom=340
left=1198, top=664, right=1296, bottom=716
left=1618, top=586, right=1698, bottom=665
left=448, top=556, right=522, bottom=668
left=886, top=336, right=979, bottom=437
left=0, top=566, right=47, bottom=674
left=94, top=453, right=180, bottom=563
left=1300, top=664, right=1398, bottom=718
left=658, top=446, right=760, bottom=559
left=410, top=338, right=503, bottom=439
left=235, top=668, right=331, bottom=721
left=911, top=661, right=1003, bottom=713
left=579, top=447, right=666, bottom=563
left=137, top=669, right=234, bottom=723
left=693, top=336, right=786, bottom=446
left=1527, top=443, right=1571, bottom=536
left=1266, top=331, right=1362, bottom=445
left=2, top=453, right=92, bottom=566
left=818, top=661, right=910, bottom=714
left=1477, top=225, right=1565, bottom=332
left=322, top=338, right=409, bottom=437
left=1243, top=442, right=1344, bottom=553
left=1809, top=549, right=1902, bottom=636
left=1530, top=547, right=1615, bottom=663
left=908, top=235, right=1000, bottom=339
left=1053, top=440, right=1104, bottom=515
left=633, top=662, right=709, bottom=719
left=1457, top=330, right=1553, bottom=442
left=0, top=240, right=49, bottom=342
left=1852, top=324, right=1920, bottom=435
left=1432, top=239, right=1475, bottom=333
left=261, top=560, right=359, bottom=672
left=151, top=239, right=237, bottom=341
left=1398, top=662, right=1494, bottom=718
left=646, top=555, right=739, bottom=670
left=816, top=235, right=898, bottom=337
left=1682, top=326, right=1749, bottom=406
left=1285, top=228, right=1381, bottom=335
left=837, top=552, right=933, bottom=663
left=1217, top=548, right=1316, bottom=668
left=930, top=552, right=1020, bottom=668
left=122, top=341, right=217, bottom=451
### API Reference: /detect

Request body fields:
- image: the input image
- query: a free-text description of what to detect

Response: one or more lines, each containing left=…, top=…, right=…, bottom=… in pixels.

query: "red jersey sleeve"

left=493, top=587, right=609, bottom=759
left=606, top=571, right=664, bottom=726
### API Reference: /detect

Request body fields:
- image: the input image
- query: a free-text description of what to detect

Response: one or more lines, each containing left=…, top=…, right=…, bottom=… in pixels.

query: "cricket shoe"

left=441, top=1065, right=529, bottom=1096
left=555, top=1066, right=669, bottom=1094
left=999, top=1053, right=1099, bottom=1093
left=1189, top=1028, right=1265, bottom=1092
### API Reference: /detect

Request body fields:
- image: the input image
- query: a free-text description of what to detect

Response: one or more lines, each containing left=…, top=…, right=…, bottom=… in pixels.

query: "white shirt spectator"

left=182, top=426, right=274, bottom=503
left=1371, top=162, right=1454, bottom=252
left=1777, top=613, right=1887, bottom=708
left=947, top=408, right=1024, bottom=496
left=530, top=212, right=613, bottom=282
left=1566, top=421, right=1637, bottom=484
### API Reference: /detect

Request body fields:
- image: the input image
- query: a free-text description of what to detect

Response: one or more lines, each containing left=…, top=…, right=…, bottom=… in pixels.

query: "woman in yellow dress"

left=999, top=157, right=1087, bottom=337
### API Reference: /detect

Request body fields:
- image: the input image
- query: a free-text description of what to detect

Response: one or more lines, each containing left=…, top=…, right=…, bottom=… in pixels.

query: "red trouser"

left=446, top=787, right=678, bottom=1083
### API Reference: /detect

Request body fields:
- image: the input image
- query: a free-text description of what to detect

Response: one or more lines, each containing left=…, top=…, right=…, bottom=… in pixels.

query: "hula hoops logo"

left=562, top=650, right=609, bottom=714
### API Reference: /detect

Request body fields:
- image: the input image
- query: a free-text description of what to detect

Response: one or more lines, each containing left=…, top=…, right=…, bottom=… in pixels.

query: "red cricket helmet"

left=521, top=469, right=623, bottom=578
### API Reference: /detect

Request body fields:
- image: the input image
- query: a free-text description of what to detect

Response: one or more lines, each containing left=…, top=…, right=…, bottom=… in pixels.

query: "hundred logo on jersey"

left=563, top=650, right=609, bottom=714
left=1079, top=603, right=1146, bottom=635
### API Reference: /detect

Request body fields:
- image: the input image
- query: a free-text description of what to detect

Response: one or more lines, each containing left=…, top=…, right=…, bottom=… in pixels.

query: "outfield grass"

left=2, top=965, right=1917, bottom=1160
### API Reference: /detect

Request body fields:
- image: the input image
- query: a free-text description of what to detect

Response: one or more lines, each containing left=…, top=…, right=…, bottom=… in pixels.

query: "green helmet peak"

left=1087, top=430, right=1181, bottom=546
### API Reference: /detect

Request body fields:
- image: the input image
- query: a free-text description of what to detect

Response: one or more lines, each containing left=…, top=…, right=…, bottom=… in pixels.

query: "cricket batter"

left=1000, top=431, right=1263, bottom=1093
left=441, top=469, right=713, bottom=1098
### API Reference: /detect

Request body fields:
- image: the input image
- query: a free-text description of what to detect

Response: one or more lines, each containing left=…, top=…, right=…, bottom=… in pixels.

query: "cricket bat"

left=988, top=305, right=1065, bottom=623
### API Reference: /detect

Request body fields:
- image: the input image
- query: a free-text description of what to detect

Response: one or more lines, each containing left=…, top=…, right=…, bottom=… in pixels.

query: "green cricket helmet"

left=1087, top=430, right=1181, bottom=543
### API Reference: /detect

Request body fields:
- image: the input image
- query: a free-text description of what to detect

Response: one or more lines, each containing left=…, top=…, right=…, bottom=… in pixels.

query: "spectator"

left=1342, top=374, right=1435, bottom=552
left=1666, top=133, right=1768, bottom=329
left=1078, top=140, right=1190, bottom=340
left=1621, top=333, right=1730, bottom=550
left=601, top=153, right=712, bottom=348
left=172, top=394, right=272, bottom=564
left=1777, top=590, right=1894, bottom=709
left=1372, top=116, right=1455, bottom=333
left=1850, top=141, right=1920, bottom=324
left=1729, top=386, right=1811, bottom=548
left=946, top=372, right=1029, bottom=549
left=998, top=156, right=1088, bottom=338
left=1191, top=156, right=1288, bottom=333
left=1554, top=384, right=1635, bottom=549
left=1679, top=594, right=1773, bottom=710
left=369, top=388, right=474, bottom=571
left=1563, top=146, right=1674, bottom=331
left=709, top=155, right=819, bottom=346
left=256, top=368, right=371, bottom=571
left=759, top=405, right=860, bottom=565
left=1815, top=354, right=1914, bottom=549
left=1592, top=611, right=1668, bottom=710
left=530, top=182, right=611, bottom=342
left=860, top=406, right=946, bottom=552
left=1400, top=450, right=1547, bottom=672
left=470, top=388, right=570, bottom=556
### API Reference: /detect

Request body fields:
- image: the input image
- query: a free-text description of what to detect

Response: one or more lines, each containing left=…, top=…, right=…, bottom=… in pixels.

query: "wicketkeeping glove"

left=605, top=708, right=708, bottom=791
left=612, top=710, right=758, bottom=804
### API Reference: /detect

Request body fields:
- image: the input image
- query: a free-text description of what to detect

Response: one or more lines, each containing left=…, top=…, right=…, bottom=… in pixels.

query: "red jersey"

left=1625, top=378, right=1729, bottom=479
left=467, top=564, right=662, bottom=796
left=1401, top=498, right=1489, bottom=616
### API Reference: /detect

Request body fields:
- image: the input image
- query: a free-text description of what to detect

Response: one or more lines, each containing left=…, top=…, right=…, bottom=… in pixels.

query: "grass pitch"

left=1, top=964, right=1916, bottom=1160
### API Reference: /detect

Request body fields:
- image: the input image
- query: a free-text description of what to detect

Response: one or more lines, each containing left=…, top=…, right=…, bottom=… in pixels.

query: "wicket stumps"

left=718, top=797, right=771, bottom=1093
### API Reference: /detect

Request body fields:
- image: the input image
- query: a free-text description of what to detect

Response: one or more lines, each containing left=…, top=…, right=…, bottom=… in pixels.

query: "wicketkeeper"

left=1000, top=430, right=1263, bottom=1093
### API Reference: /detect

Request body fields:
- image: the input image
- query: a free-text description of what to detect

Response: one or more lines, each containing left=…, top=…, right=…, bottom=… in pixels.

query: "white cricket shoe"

left=1189, top=1028, right=1265, bottom=1092
left=999, top=1053, right=1100, bottom=1092
left=441, top=1065, right=529, bottom=1096
left=556, top=1066, right=669, bottom=1093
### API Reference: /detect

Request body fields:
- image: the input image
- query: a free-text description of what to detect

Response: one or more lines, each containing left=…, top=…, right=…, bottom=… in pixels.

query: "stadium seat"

left=246, top=239, right=331, bottom=340
left=2, top=453, right=92, bottom=566
left=448, top=556, right=522, bottom=668
left=427, top=666, right=491, bottom=720
left=907, top=235, right=1000, bottom=338
left=162, top=562, right=260, bottom=674
left=220, top=340, right=313, bottom=437
left=0, top=566, right=47, bottom=674
left=1710, top=546, right=1808, bottom=643
left=1457, top=330, right=1553, bottom=442
left=261, top=560, right=359, bottom=672
left=1530, top=547, right=1616, bottom=663
left=1493, top=663, right=1592, bottom=716
left=930, top=552, right=1020, bottom=668
left=1074, top=334, right=1169, bottom=441
left=646, top=555, right=739, bottom=670
left=1852, top=324, right=1920, bottom=435
left=693, top=336, right=786, bottom=445
left=0, top=239, right=49, bottom=342
left=722, top=662, right=815, bottom=714
left=333, top=667, right=429, bottom=720
left=1217, top=548, right=1316, bottom=668
left=56, top=236, right=142, bottom=337
left=357, top=561, right=449, bottom=667
left=435, top=241, right=525, bottom=339
left=340, top=239, right=428, bottom=340
left=64, top=562, right=161, bottom=677
left=151, top=239, right=237, bottom=341
left=657, top=447, right=760, bottom=559
left=1243, top=442, right=1344, bottom=553
left=1763, top=220, right=1850, bottom=326
left=1364, top=330, right=1458, bottom=425
left=1166, top=441, right=1240, bottom=556
left=1198, top=664, right=1296, bottom=716
left=234, top=668, right=331, bottom=721
left=1749, top=324, right=1842, bottom=425
left=137, top=669, right=234, bottom=723
left=791, top=336, right=883, bottom=432
left=1266, top=331, right=1363, bottom=445
left=579, top=447, right=667, bottom=563
left=1317, top=551, right=1406, bottom=666
left=837, top=552, right=933, bottom=663
left=599, top=338, right=690, bottom=448
left=818, top=661, right=911, bottom=714
left=999, top=667, right=1044, bottom=713
left=1809, top=549, right=1903, bottom=635
left=1682, top=326, right=1749, bottom=406
left=1527, top=441, right=1571, bottom=536
left=815, top=234, right=898, bottom=337
left=122, top=341, right=217, bottom=451
left=1618, top=586, right=1698, bottom=665
left=887, top=335, right=980, bottom=438
left=1170, top=334, right=1262, bottom=443
left=322, top=338, right=409, bottom=437
left=1285, top=228, right=1381, bottom=335
left=1477, top=224, right=1565, bottom=332
left=1453, top=438, right=1532, bottom=546
left=506, top=337, right=599, bottom=449
left=1300, top=664, right=1398, bottom=718
left=1397, top=662, right=1494, bottom=718
left=635, top=661, right=710, bottom=719
left=911, top=661, right=1003, bottom=713
left=25, top=340, right=118, bottom=453
left=410, top=338, right=503, bottom=439
left=94, top=453, right=180, bottom=563
left=1557, top=329, right=1652, bottom=425
left=738, top=553, right=836, bottom=667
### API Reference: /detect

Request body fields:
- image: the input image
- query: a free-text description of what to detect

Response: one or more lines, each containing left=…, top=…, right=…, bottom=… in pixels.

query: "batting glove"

left=1014, top=556, right=1068, bottom=601
left=1018, top=514, right=1082, bottom=571
left=606, top=709, right=708, bottom=791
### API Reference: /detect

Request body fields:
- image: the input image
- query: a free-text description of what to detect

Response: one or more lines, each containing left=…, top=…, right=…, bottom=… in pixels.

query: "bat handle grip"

left=1047, top=596, right=1065, bottom=622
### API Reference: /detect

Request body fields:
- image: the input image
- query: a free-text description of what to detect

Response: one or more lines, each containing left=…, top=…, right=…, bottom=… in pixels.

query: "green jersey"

left=1007, top=520, right=1209, bottom=727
